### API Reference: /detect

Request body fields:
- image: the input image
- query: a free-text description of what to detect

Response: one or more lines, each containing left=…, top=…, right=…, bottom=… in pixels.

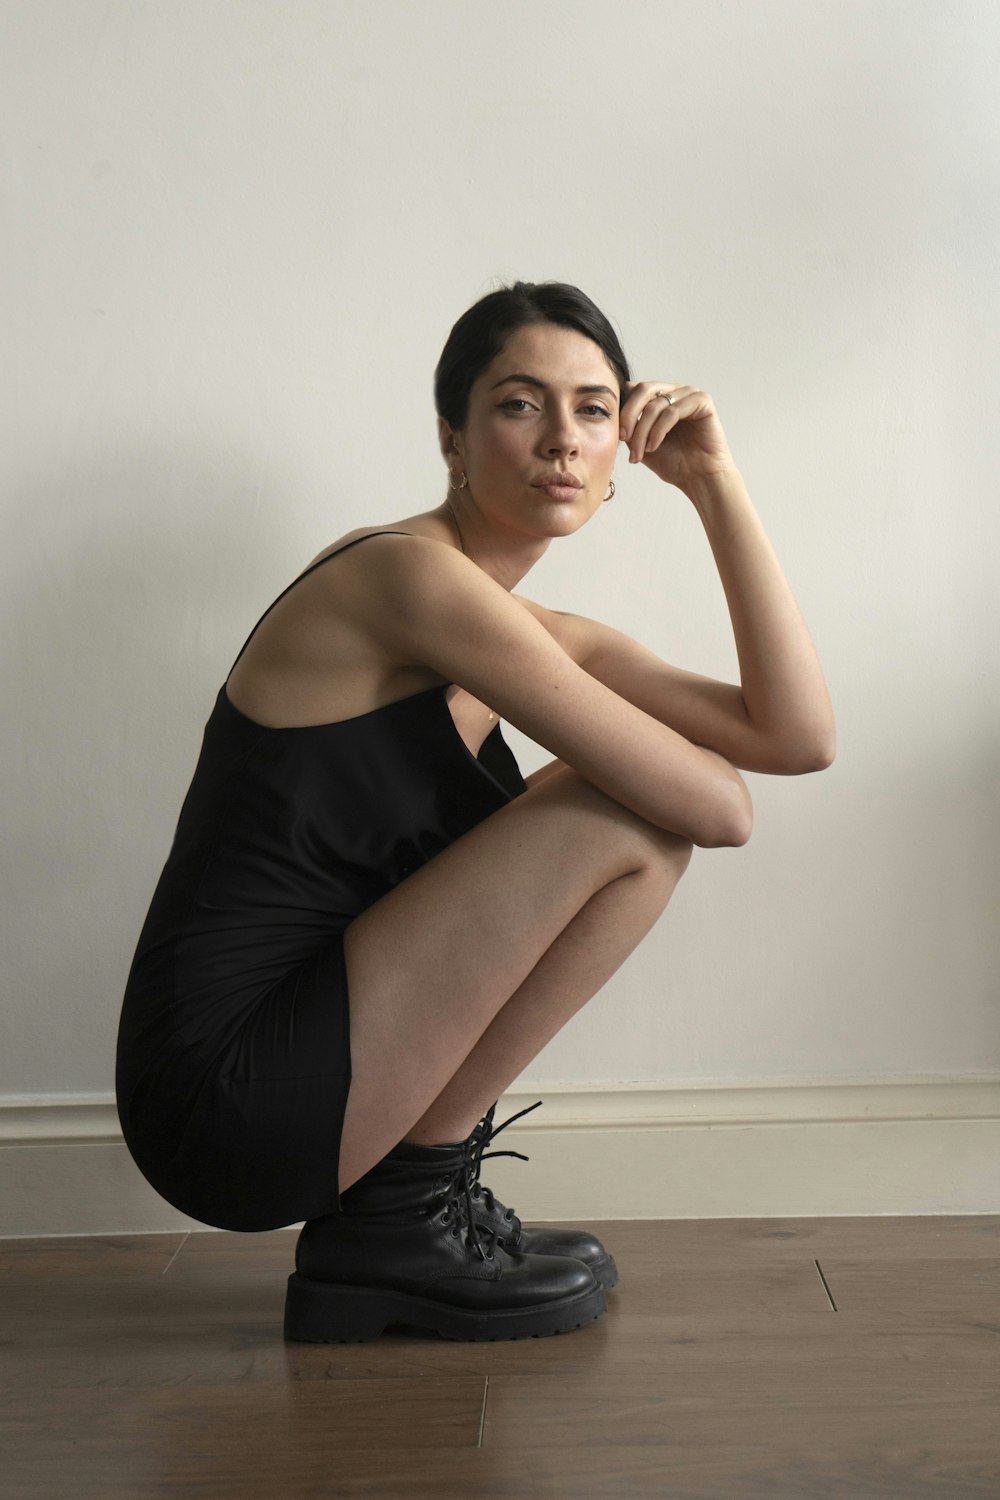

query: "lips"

left=533, top=472, right=582, bottom=491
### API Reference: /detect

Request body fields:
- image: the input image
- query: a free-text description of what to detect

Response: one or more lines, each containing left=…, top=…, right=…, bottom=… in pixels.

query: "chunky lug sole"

left=283, top=1271, right=608, bottom=1343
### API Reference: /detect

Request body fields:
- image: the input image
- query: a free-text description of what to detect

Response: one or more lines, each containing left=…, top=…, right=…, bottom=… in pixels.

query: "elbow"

left=719, top=806, right=754, bottom=848
left=767, top=729, right=837, bottom=775
left=788, top=735, right=836, bottom=774
left=816, top=722, right=837, bottom=768
left=808, top=739, right=836, bottom=772
left=694, top=785, right=754, bottom=849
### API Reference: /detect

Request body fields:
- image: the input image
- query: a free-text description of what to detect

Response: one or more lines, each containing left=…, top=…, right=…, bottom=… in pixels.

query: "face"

left=440, top=322, right=620, bottom=539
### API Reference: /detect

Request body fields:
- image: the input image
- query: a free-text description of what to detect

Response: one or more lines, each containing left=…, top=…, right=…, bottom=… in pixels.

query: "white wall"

left=3, top=0, right=997, bottom=1121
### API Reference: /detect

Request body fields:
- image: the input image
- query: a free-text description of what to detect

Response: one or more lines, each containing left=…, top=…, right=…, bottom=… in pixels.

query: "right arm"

left=353, top=536, right=751, bottom=849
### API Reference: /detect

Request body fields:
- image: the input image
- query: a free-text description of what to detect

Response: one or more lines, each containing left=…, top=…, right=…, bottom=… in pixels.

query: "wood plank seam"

left=815, top=1258, right=838, bottom=1310
left=477, top=1375, right=490, bottom=1449
left=161, top=1232, right=189, bottom=1275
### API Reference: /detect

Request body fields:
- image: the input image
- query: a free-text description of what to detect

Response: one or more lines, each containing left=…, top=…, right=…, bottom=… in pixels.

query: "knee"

left=539, top=765, right=695, bottom=878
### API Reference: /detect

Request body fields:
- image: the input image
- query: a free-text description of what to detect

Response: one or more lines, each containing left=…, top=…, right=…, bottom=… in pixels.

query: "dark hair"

left=434, top=280, right=631, bottom=430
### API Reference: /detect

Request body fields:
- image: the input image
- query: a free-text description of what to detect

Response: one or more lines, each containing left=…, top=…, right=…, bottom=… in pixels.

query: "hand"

left=620, top=382, right=738, bottom=493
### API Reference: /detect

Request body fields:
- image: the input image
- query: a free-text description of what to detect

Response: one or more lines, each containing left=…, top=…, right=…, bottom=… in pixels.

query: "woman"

left=116, top=281, right=835, bottom=1344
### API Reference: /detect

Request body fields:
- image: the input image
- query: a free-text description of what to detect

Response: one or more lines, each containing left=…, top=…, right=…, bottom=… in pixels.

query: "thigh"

left=338, top=765, right=691, bottom=1189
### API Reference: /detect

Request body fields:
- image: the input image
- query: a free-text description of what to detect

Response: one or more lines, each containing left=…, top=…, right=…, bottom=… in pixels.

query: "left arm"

left=676, top=466, right=835, bottom=773
left=516, top=382, right=836, bottom=779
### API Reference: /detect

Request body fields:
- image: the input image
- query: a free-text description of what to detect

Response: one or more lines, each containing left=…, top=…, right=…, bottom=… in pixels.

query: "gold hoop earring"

left=603, top=479, right=616, bottom=502
left=449, top=471, right=469, bottom=491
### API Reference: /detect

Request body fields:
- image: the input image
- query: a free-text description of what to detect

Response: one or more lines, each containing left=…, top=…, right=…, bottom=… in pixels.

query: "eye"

left=499, top=398, right=537, bottom=413
left=580, top=404, right=612, bottom=419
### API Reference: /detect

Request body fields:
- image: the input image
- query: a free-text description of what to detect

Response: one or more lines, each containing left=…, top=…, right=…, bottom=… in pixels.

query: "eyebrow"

left=489, top=373, right=617, bottom=399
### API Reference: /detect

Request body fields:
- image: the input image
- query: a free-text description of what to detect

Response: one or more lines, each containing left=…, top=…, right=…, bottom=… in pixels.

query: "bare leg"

left=403, top=854, right=690, bottom=1144
left=338, top=766, right=693, bottom=1193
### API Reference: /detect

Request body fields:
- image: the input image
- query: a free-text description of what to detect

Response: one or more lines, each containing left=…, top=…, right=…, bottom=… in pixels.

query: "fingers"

left=620, top=385, right=690, bottom=463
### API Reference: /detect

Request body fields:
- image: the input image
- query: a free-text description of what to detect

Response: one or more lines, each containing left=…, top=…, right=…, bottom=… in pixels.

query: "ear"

left=437, top=415, right=464, bottom=464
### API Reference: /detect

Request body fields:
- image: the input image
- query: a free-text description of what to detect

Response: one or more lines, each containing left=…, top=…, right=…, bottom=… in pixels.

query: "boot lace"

left=464, top=1104, right=542, bottom=1254
left=389, top=1104, right=542, bottom=1254
left=440, top=1099, right=544, bottom=1262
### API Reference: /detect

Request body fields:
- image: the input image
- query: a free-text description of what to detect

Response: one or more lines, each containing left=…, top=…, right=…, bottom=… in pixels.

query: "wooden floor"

left=2, top=1216, right=998, bottom=1498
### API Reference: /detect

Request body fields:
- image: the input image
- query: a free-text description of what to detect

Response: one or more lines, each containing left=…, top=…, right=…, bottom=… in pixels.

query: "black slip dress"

left=115, top=531, right=528, bottom=1232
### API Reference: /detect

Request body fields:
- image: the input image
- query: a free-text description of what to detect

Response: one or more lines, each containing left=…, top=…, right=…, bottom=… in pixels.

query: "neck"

left=439, top=497, right=550, bottom=593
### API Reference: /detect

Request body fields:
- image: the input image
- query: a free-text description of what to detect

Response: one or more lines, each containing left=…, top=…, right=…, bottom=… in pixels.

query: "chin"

left=537, top=496, right=599, bottom=528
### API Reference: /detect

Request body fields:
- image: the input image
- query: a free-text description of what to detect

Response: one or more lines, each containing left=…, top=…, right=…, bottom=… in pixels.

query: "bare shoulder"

left=349, top=535, right=557, bottom=665
left=314, top=525, right=467, bottom=604
left=296, top=522, right=457, bottom=622
left=307, top=523, right=507, bottom=667
left=342, top=531, right=503, bottom=631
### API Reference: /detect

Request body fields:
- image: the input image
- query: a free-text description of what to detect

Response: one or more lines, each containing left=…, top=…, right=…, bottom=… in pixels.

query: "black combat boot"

left=284, top=1121, right=606, bottom=1343
left=465, top=1101, right=619, bottom=1291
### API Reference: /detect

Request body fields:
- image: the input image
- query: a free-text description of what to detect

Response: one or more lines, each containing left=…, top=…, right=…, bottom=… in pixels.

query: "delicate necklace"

left=445, top=498, right=497, bottom=724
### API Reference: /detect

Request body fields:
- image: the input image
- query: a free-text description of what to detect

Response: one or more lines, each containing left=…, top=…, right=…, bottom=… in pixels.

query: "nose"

left=541, top=402, right=579, bottom=457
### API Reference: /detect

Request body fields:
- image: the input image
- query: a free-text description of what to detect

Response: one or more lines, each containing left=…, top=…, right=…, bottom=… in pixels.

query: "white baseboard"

left=2, top=1077, right=998, bottom=1237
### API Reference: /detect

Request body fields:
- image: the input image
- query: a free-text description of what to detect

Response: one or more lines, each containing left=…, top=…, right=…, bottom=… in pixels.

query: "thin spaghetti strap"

left=226, top=531, right=414, bottom=676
